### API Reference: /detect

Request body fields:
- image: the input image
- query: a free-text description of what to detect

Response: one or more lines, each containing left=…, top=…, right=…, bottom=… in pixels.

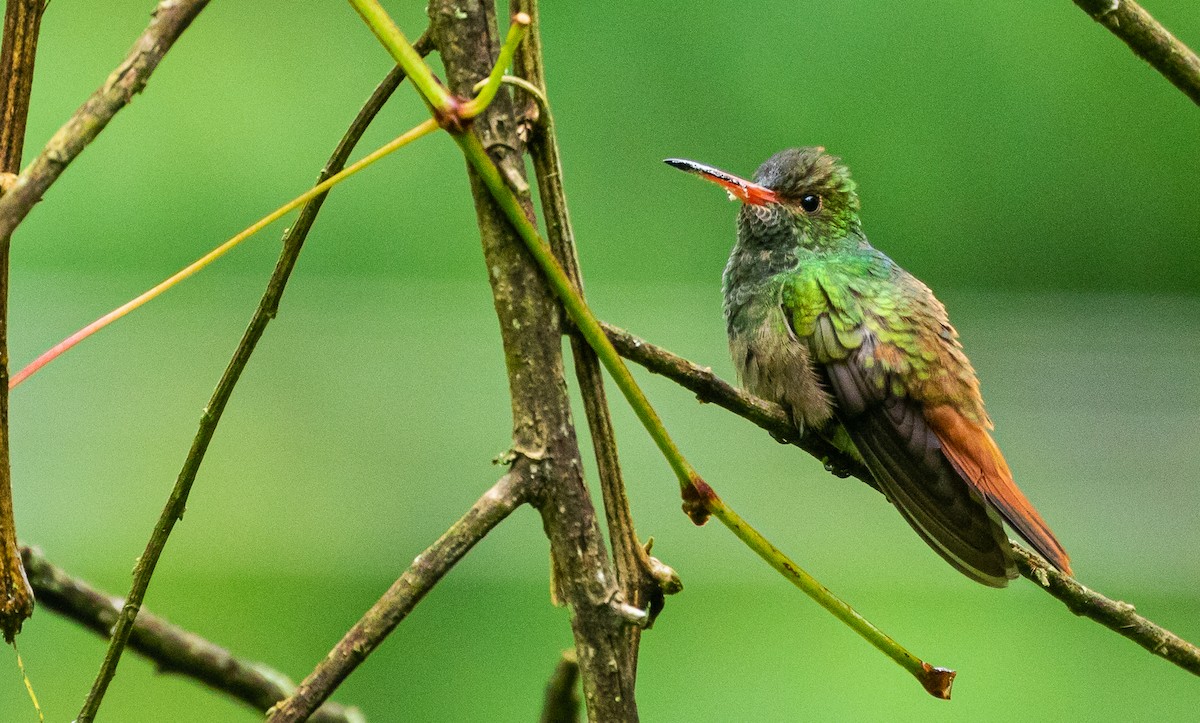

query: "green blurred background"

left=1, top=1, right=1198, bottom=720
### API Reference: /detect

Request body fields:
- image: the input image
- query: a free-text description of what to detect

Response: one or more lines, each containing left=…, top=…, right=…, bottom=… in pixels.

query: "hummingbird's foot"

left=823, top=458, right=853, bottom=478
left=491, top=447, right=518, bottom=466
left=770, top=411, right=808, bottom=446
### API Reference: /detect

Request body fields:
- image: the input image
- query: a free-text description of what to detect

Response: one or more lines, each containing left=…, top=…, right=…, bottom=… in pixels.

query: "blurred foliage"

left=1, top=1, right=1198, bottom=721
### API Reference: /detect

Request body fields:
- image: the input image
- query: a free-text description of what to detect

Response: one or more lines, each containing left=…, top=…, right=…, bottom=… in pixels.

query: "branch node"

left=644, top=551, right=683, bottom=596
left=433, top=93, right=471, bottom=134
left=680, top=476, right=715, bottom=526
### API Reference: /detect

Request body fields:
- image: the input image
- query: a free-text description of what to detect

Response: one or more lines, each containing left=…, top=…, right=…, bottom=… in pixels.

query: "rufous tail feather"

left=925, top=404, right=1072, bottom=576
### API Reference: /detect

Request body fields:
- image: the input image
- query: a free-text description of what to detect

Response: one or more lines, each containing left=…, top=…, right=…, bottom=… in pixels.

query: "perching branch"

left=1072, top=0, right=1200, bottom=105
left=0, top=0, right=44, bottom=642
left=1012, top=544, right=1200, bottom=676
left=599, top=320, right=872, bottom=488
left=76, top=41, right=430, bottom=720
left=20, top=546, right=360, bottom=722
left=600, top=319, right=1200, bottom=679
left=511, top=0, right=669, bottom=676
left=267, top=472, right=528, bottom=722
left=0, top=0, right=211, bottom=242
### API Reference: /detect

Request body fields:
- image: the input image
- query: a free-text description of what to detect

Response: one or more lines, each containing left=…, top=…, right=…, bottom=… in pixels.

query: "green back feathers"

left=781, top=251, right=990, bottom=426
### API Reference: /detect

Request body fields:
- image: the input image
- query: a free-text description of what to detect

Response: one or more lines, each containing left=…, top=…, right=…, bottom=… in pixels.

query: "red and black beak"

left=663, top=158, right=778, bottom=206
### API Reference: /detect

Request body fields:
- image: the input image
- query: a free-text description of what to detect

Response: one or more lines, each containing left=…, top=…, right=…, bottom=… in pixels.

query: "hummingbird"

left=665, top=148, right=1071, bottom=586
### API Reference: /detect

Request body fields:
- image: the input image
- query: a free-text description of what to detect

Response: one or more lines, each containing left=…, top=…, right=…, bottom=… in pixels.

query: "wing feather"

left=786, top=254, right=1070, bottom=584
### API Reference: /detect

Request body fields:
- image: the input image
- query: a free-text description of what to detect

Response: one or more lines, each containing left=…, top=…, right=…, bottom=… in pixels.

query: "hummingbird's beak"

left=663, top=158, right=778, bottom=206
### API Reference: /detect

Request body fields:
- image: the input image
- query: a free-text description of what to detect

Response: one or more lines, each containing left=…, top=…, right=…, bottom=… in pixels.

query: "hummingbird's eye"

left=799, top=194, right=822, bottom=214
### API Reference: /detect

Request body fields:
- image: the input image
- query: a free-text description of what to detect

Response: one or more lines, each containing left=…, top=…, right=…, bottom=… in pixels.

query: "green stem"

left=347, top=0, right=453, bottom=115
left=705, top=495, right=953, bottom=697
left=460, top=13, right=530, bottom=118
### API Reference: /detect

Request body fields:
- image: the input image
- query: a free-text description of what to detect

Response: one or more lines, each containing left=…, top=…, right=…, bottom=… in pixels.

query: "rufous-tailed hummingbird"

left=666, top=147, right=1071, bottom=586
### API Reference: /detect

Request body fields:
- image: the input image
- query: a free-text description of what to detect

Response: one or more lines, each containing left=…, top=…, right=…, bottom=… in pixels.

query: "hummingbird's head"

left=665, top=147, right=862, bottom=247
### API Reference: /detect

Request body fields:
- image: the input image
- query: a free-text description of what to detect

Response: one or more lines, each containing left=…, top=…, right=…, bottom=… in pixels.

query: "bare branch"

left=267, top=472, right=528, bottom=722
left=20, top=546, right=361, bottom=722
left=1072, top=0, right=1200, bottom=105
left=419, top=1, right=641, bottom=718
left=599, top=320, right=872, bottom=488
left=511, top=0, right=669, bottom=675
left=1012, top=544, right=1200, bottom=676
left=0, top=0, right=42, bottom=172
left=0, top=0, right=47, bottom=641
left=0, top=0, right=210, bottom=242
left=76, top=40, right=429, bottom=720
left=602, top=319, right=1200, bottom=679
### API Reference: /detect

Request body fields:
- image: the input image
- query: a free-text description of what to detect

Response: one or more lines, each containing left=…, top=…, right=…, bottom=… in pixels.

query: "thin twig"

left=267, top=472, right=528, bottom=721
left=1072, top=0, right=1200, bottom=105
left=0, top=0, right=46, bottom=642
left=75, top=40, right=431, bottom=721
left=539, top=649, right=581, bottom=723
left=600, top=318, right=1200, bottom=680
left=10, top=118, right=438, bottom=387
left=511, top=0, right=666, bottom=677
left=20, top=546, right=361, bottom=722
left=0, top=0, right=211, bottom=242
left=1012, top=544, right=1200, bottom=676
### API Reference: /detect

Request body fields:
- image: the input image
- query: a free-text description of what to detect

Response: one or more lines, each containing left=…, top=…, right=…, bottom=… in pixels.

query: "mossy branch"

left=511, top=0, right=666, bottom=674
left=422, top=2, right=639, bottom=717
